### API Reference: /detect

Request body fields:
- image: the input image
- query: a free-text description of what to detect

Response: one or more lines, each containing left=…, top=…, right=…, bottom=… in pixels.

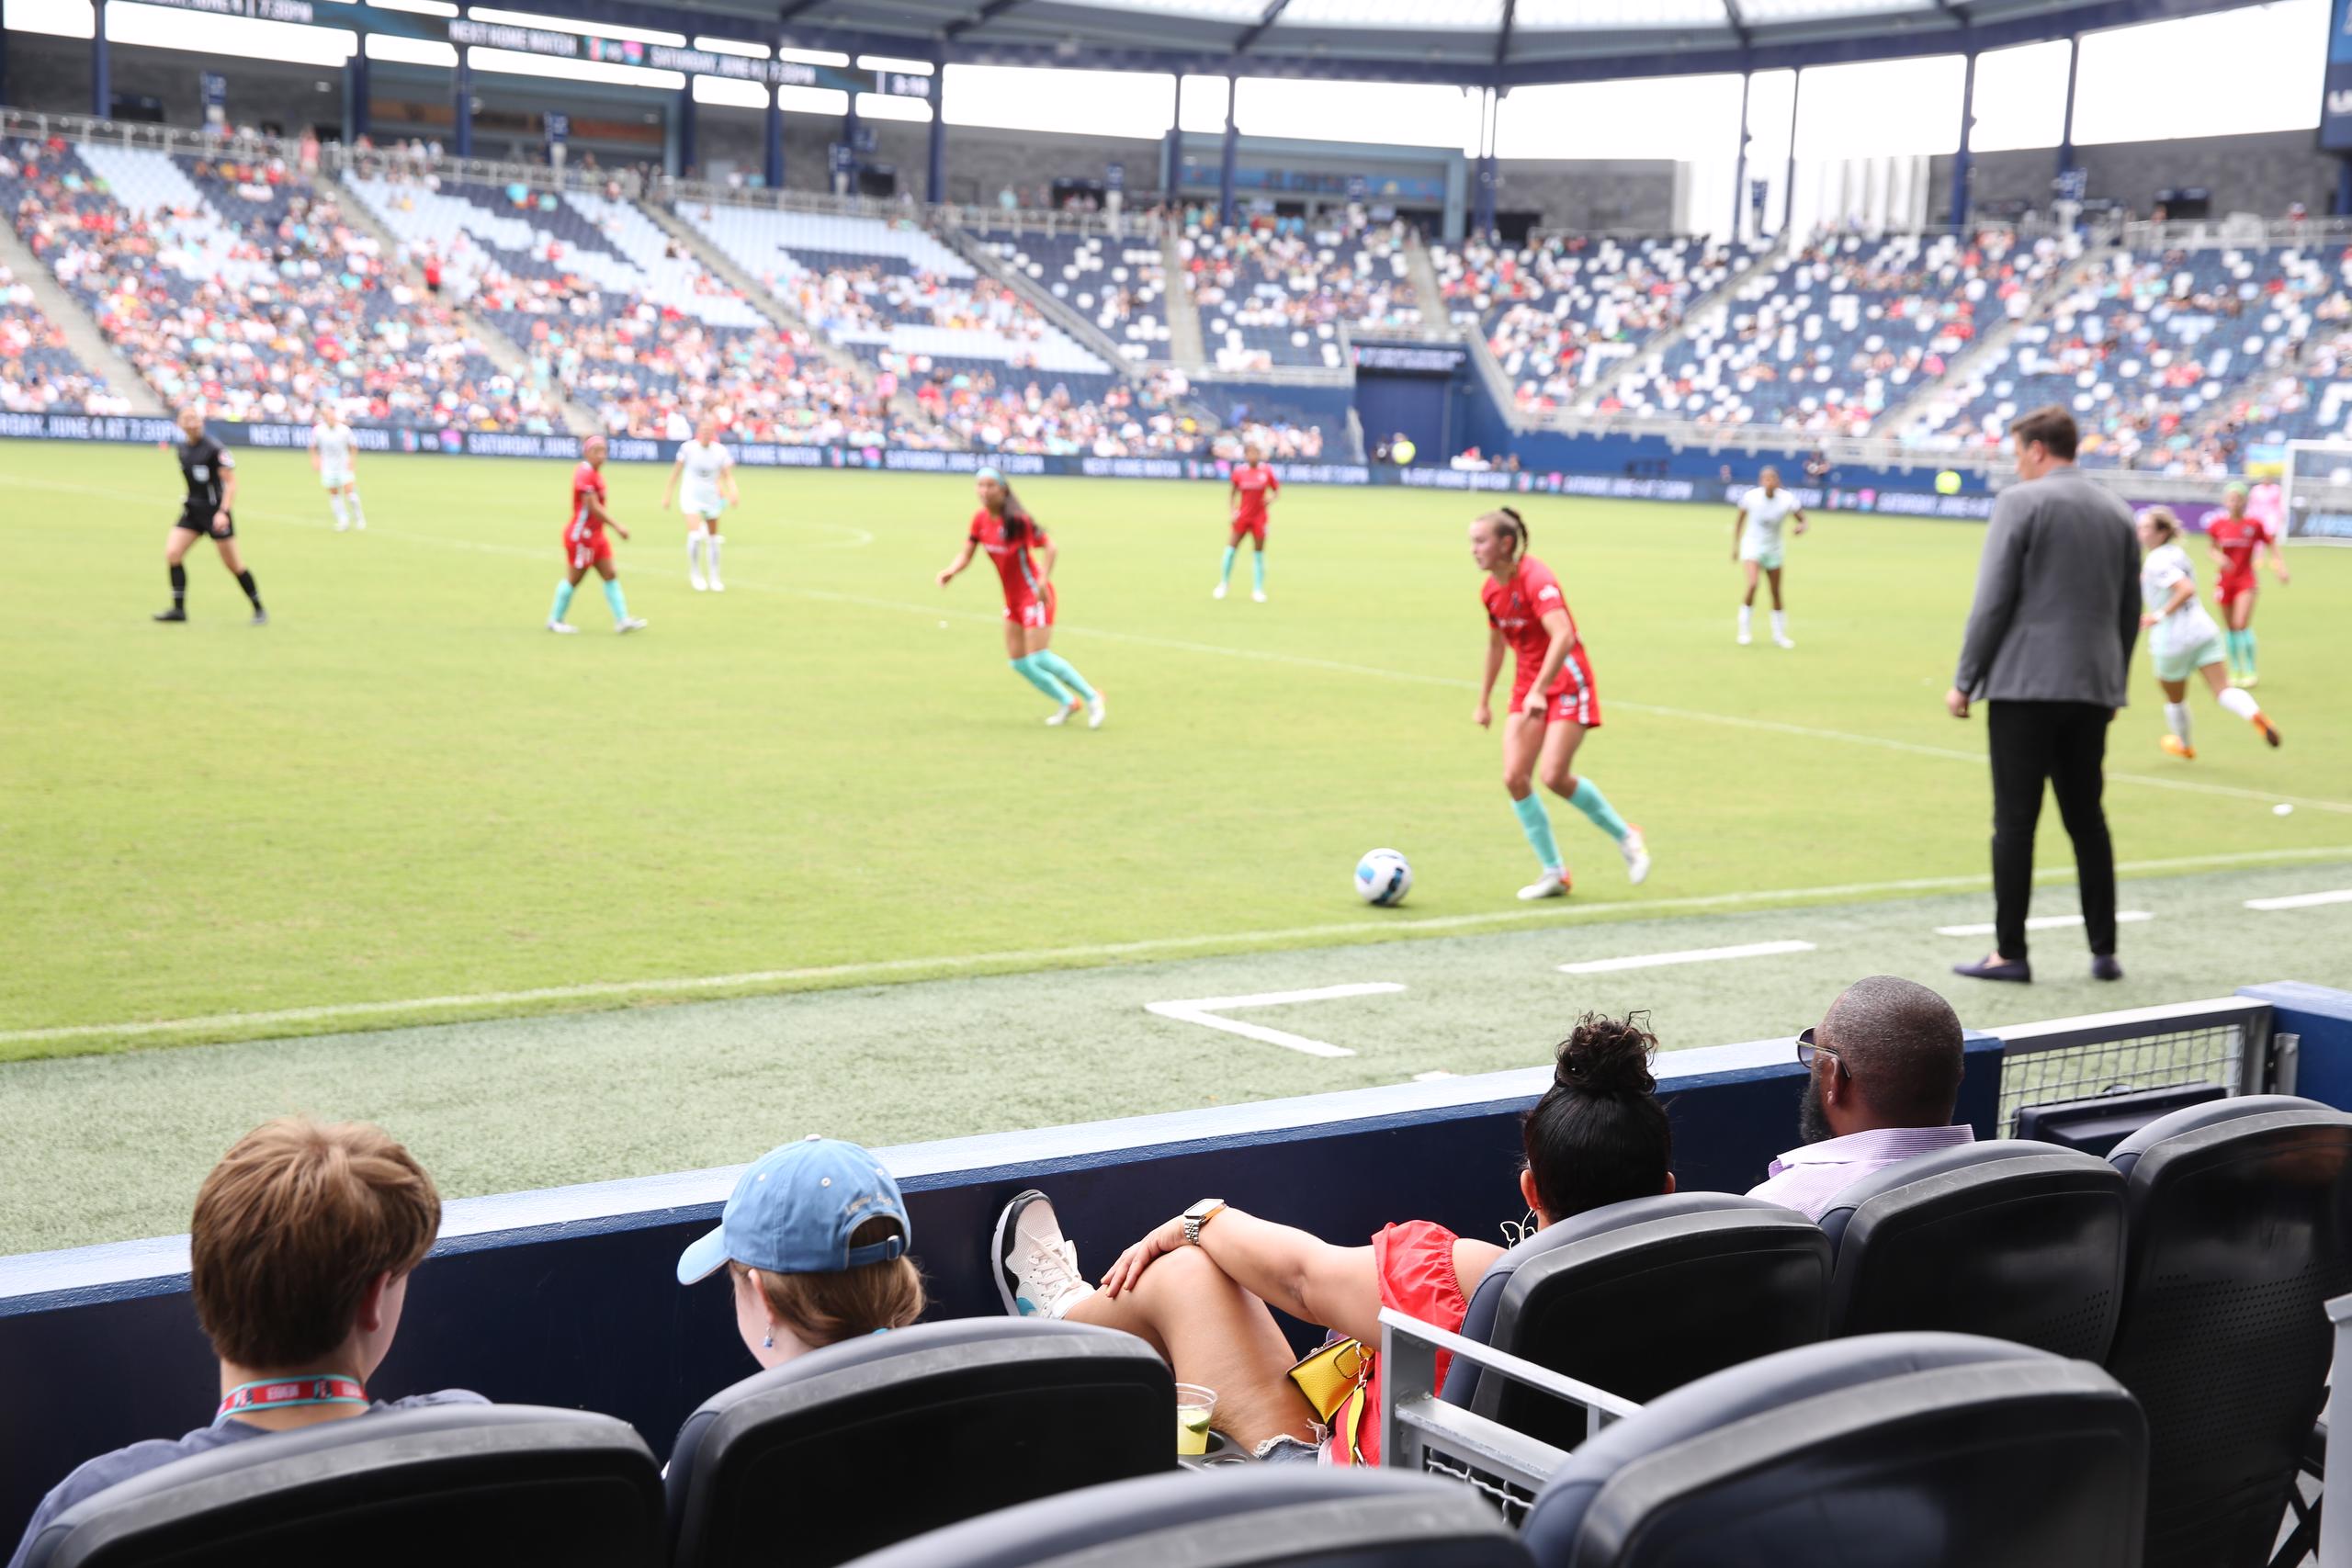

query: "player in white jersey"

left=2136, top=508, right=2280, bottom=760
left=311, top=406, right=366, bottom=532
left=1733, top=467, right=1806, bottom=648
left=662, top=416, right=739, bottom=592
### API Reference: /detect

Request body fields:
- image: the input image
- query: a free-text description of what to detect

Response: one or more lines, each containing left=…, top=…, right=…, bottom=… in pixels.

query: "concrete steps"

left=1162, top=226, right=1204, bottom=366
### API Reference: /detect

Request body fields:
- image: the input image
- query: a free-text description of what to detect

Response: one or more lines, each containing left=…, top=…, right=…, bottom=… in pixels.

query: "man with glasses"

left=1748, top=976, right=1973, bottom=1221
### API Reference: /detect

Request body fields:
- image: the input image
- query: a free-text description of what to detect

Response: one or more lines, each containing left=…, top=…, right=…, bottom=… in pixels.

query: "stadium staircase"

left=329, top=189, right=599, bottom=438
left=636, top=196, right=930, bottom=433
left=1160, top=225, right=1205, bottom=365
left=1873, top=236, right=2117, bottom=438
left=940, top=221, right=1145, bottom=388
left=0, top=219, right=164, bottom=416
left=1400, top=230, right=1449, bottom=331
left=1572, top=232, right=1793, bottom=414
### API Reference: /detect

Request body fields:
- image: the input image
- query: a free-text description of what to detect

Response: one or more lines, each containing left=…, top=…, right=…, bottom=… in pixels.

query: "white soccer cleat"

left=1736, top=630, right=1752, bottom=646
left=1773, top=634, right=1797, bottom=649
left=690, top=573, right=708, bottom=592
left=334, top=519, right=349, bottom=533
left=616, top=617, right=648, bottom=634
left=1045, top=701, right=1081, bottom=727
left=993, top=1190, right=1094, bottom=1320
left=1212, top=581, right=1227, bottom=600
left=708, top=577, right=725, bottom=593
left=1087, top=694, right=1108, bottom=730
left=355, top=519, right=366, bottom=531
left=1518, top=867, right=1570, bottom=901
left=1251, top=590, right=1267, bottom=604
left=1620, top=828, right=1651, bottom=886
left=547, top=620, right=578, bottom=635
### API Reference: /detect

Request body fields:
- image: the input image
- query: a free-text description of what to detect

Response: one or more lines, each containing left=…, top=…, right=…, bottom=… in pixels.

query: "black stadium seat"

left=665, top=1318, right=1172, bottom=1568
left=1519, top=1332, right=2147, bottom=1568
left=837, top=1467, right=1531, bottom=1568
left=2100, top=1094, right=2352, bottom=1568
left=19, top=1405, right=662, bottom=1568
left=1438, top=1194, right=1829, bottom=1450
left=1816, top=1139, right=2127, bottom=1359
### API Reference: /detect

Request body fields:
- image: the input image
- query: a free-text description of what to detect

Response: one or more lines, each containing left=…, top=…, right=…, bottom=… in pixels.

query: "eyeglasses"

left=1795, top=1027, right=1849, bottom=1077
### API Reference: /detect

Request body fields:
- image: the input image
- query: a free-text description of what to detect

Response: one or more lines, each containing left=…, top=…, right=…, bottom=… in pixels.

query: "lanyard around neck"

left=214, top=1374, right=368, bottom=1428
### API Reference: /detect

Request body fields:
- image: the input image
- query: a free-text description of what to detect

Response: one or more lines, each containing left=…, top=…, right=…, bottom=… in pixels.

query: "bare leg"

left=1063, top=1245, right=1317, bottom=1451
left=1766, top=565, right=1785, bottom=611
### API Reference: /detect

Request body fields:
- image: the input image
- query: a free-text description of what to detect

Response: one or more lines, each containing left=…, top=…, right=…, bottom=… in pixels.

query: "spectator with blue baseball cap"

left=677, top=1136, right=925, bottom=1371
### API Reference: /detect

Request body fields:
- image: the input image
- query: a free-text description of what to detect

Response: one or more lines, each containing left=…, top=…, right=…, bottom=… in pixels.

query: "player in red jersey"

left=548, top=435, right=646, bottom=634
left=1472, top=508, right=1649, bottom=901
left=1214, top=444, right=1280, bottom=603
left=937, top=467, right=1106, bottom=728
left=2207, top=481, right=2287, bottom=686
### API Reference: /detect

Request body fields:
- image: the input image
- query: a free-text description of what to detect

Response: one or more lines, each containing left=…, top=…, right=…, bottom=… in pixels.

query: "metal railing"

left=1986, top=996, right=2274, bottom=1139
left=1379, top=1306, right=1640, bottom=1524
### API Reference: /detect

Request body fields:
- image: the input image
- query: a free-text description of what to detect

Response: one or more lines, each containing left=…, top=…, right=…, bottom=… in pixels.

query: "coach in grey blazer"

left=1943, top=405, right=2141, bottom=985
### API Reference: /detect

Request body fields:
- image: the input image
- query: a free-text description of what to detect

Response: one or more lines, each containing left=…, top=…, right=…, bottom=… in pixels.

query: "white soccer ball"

left=1354, top=848, right=1413, bottom=908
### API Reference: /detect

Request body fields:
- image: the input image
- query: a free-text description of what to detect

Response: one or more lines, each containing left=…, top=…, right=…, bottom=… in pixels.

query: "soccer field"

left=5, top=439, right=2349, bottom=1065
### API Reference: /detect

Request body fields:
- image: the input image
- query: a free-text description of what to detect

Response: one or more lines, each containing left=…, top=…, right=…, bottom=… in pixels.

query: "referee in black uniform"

left=156, top=406, right=265, bottom=626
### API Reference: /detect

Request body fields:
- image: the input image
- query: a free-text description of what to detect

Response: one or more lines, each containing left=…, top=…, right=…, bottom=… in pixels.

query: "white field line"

left=16, top=472, right=2352, bottom=818
left=2245, top=889, right=2352, bottom=911
left=1933, top=911, right=2156, bottom=938
left=10, top=845, right=2349, bottom=1046
left=1559, top=940, right=1816, bottom=976
left=1142, top=982, right=1406, bottom=1059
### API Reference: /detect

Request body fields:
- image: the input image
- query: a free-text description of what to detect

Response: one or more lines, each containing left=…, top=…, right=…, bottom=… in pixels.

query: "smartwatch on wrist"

left=1182, top=1198, right=1227, bottom=1247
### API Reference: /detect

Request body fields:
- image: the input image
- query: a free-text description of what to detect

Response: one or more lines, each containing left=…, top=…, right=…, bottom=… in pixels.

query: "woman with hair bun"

left=1470, top=507, right=1649, bottom=901
left=989, top=1015, right=1676, bottom=1465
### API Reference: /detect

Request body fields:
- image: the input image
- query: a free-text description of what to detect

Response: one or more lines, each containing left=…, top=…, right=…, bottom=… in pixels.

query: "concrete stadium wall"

left=5, top=34, right=345, bottom=138
left=1929, top=130, right=2341, bottom=221
left=685, top=112, right=1164, bottom=206
left=1494, top=158, right=1678, bottom=233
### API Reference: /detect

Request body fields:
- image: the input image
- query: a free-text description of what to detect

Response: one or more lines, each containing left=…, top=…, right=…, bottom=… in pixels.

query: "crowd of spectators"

left=0, top=265, right=133, bottom=416
left=905, top=360, right=1206, bottom=457
left=1179, top=209, right=1422, bottom=371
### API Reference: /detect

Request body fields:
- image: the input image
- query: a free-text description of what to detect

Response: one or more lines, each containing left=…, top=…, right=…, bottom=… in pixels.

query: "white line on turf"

left=8, top=844, right=2346, bottom=1046
left=1932, top=911, right=2156, bottom=937
left=1558, top=940, right=1816, bottom=975
left=2244, top=889, right=2352, bottom=911
left=1143, top=983, right=1407, bottom=1058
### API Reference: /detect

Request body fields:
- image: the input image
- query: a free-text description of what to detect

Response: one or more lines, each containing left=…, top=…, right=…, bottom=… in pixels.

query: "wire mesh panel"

left=1418, top=1450, right=1538, bottom=1527
left=1992, top=1000, right=2272, bottom=1138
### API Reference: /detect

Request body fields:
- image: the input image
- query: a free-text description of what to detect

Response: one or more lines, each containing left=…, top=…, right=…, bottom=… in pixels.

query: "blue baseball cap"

left=675, top=1137, right=910, bottom=1286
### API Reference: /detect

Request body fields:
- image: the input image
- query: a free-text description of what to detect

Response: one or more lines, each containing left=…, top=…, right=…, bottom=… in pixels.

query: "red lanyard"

left=214, top=1375, right=367, bottom=1428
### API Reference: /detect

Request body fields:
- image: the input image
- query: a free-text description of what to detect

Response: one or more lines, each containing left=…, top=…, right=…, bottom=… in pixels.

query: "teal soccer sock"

left=1219, top=545, right=1238, bottom=584
left=2242, top=627, right=2258, bottom=673
left=602, top=579, right=629, bottom=624
left=1012, top=656, right=1073, bottom=704
left=1252, top=551, right=1266, bottom=594
left=1033, top=650, right=1097, bottom=702
left=1567, top=777, right=1631, bottom=842
left=1512, top=794, right=1562, bottom=872
left=549, top=581, right=575, bottom=622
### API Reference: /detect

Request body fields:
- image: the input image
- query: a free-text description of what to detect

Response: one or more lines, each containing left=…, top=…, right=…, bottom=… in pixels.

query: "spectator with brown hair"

left=7, top=1120, right=481, bottom=1568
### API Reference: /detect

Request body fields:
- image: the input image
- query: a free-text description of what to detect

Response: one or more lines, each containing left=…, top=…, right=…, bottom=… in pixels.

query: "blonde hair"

left=738, top=1218, right=924, bottom=1348
left=1478, top=506, right=1529, bottom=559
left=2140, top=506, right=2182, bottom=543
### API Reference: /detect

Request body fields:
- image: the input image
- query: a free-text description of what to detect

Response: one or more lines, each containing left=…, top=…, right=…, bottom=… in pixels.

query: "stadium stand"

left=1190, top=380, right=1351, bottom=460
left=967, top=220, right=1174, bottom=365
left=0, top=265, right=128, bottom=415
left=1518, top=1334, right=2147, bottom=1568
left=1433, top=235, right=1768, bottom=415
left=1608, top=229, right=2081, bottom=434
left=1178, top=212, right=1421, bottom=373
left=665, top=1319, right=1170, bottom=1568
left=16, top=1405, right=664, bottom=1568
left=0, top=138, right=544, bottom=430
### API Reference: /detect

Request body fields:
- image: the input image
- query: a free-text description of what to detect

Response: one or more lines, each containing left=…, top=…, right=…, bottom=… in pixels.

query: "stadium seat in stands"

left=665, top=1318, right=1172, bottom=1568
left=1437, top=1193, right=1829, bottom=1452
left=838, top=1467, right=1530, bottom=1568
left=2101, top=1095, right=2352, bottom=1568
left=1816, top=1140, right=2125, bottom=1359
left=1520, top=1332, right=2147, bottom=1568
left=17, top=1405, right=662, bottom=1568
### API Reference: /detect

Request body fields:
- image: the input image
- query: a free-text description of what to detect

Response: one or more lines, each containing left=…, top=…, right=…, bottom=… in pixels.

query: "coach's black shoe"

left=152, top=607, right=187, bottom=622
left=1952, top=953, right=2031, bottom=984
left=2091, top=954, right=2124, bottom=982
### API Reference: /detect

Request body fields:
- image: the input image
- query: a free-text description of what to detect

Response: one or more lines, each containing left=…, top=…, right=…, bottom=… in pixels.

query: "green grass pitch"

left=4, top=439, right=2348, bottom=1062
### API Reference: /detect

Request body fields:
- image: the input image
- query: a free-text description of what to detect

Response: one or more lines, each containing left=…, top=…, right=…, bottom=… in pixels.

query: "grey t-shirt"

left=8, top=1392, right=487, bottom=1568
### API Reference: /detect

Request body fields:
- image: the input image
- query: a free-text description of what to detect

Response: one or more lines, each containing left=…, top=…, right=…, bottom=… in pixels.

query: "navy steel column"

left=840, top=92, right=859, bottom=194
left=1950, top=49, right=1976, bottom=231
left=1730, top=67, right=1750, bottom=241
left=344, top=48, right=370, bottom=145
left=2340, top=157, right=2352, bottom=218
left=925, top=53, right=945, bottom=204
left=2055, top=35, right=2078, bottom=187
left=677, top=86, right=696, bottom=177
left=1216, top=73, right=1238, bottom=227
left=763, top=86, right=783, bottom=189
left=1470, top=89, right=1497, bottom=239
left=452, top=51, right=472, bottom=158
left=91, top=0, right=108, bottom=118
left=1781, top=69, right=1801, bottom=237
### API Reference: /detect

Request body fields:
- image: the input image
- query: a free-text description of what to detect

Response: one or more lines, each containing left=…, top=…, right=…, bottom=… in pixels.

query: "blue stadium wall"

left=3, top=983, right=2348, bottom=1540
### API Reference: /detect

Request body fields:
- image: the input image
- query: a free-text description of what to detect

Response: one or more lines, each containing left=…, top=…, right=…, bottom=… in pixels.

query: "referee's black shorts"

left=175, top=507, right=232, bottom=538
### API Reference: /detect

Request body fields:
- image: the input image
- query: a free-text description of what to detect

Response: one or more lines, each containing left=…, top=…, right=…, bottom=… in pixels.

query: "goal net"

left=2280, top=440, right=2352, bottom=542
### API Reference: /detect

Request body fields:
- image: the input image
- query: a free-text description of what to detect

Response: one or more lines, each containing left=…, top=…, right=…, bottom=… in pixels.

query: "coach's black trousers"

left=1986, top=700, right=2118, bottom=963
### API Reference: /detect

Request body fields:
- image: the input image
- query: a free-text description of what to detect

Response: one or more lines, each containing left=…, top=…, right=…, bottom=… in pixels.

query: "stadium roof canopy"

left=742, top=0, right=2256, bottom=85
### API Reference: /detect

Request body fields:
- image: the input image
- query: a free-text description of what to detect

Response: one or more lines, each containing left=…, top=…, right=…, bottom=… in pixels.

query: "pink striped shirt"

left=1747, top=1125, right=1978, bottom=1221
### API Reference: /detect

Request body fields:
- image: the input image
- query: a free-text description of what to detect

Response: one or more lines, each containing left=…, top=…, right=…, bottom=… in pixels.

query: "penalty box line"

left=6, top=844, right=2350, bottom=1047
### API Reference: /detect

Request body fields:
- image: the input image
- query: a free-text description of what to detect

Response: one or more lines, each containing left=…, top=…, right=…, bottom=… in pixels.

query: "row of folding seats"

left=20, top=1095, right=2343, bottom=1568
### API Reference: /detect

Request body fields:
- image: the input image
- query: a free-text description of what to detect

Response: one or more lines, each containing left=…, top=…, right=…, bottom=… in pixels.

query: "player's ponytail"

left=1001, top=486, right=1034, bottom=547
left=1483, top=507, right=1529, bottom=560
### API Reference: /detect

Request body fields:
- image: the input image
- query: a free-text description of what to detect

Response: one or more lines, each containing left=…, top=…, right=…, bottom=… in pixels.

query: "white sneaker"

left=616, top=617, right=648, bottom=634
left=1773, top=634, right=1796, bottom=649
left=1087, top=694, right=1107, bottom=730
left=334, top=519, right=349, bottom=533
left=994, top=1190, right=1094, bottom=1320
left=1213, top=581, right=1227, bottom=600
left=708, top=577, right=725, bottom=593
left=547, top=620, right=578, bottom=635
left=1518, top=867, right=1570, bottom=901
left=690, top=573, right=708, bottom=592
left=1620, top=828, right=1651, bottom=886
left=1045, top=702, right=1081, bottom=727
left=1251, top=590, right=1267, bottom=604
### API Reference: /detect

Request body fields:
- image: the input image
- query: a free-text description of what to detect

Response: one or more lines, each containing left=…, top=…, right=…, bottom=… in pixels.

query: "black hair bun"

left=1554, top=1013, right=1658, bottom=1096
